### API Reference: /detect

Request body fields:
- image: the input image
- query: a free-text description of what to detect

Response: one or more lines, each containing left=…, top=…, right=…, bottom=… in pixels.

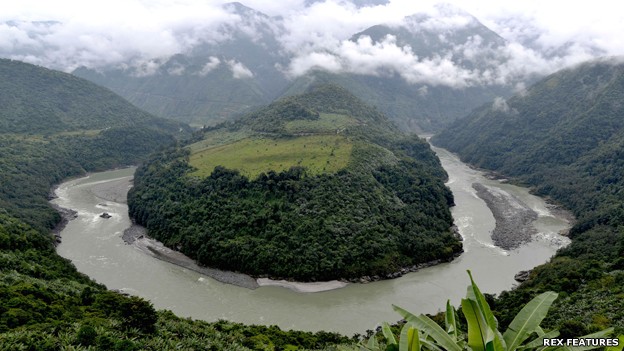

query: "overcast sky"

left=2, top=0, right=623, bottom=87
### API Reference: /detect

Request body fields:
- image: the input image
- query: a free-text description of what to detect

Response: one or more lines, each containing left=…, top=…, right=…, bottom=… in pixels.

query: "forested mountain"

left=73, top=2, right=287, bottom=127
left=0, top=58, right=189, bottom=231
left=432, top=58, right=624, bottom=334
left=0, top=60, right=349, bottom=349
left=73, top=2, right=513, bottom=132
left=128, top=84, right=462, bottom=281
left=0, top=59, right=184, bottom=134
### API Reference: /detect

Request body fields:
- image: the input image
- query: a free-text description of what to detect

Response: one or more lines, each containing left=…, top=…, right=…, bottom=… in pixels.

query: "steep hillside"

left=0, top=59, right=183, bottom=134
left=128, top=85, right=462, bottom=281
left=0, top=59, right=189, bottom=231
left=433, top=58, right=624, bottom=334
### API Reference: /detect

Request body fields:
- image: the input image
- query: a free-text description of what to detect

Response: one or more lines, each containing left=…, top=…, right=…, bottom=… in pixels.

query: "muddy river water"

left=53, top=146, right=570, bottom=335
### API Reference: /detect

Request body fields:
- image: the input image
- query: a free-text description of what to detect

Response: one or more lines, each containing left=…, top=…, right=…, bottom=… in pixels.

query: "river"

left=52, top=146, right=570, bottom=336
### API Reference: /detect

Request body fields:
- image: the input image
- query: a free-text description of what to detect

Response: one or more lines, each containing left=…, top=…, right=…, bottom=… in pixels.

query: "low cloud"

left=199, top=56, right=221, bottom=76
left=1, top=0, right=623, bottom=89
left=227, top=60, right=254, bottom=79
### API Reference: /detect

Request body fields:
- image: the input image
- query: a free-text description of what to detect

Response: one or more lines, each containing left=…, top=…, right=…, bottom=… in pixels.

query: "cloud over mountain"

left=2, top=0, right=622, bottom=89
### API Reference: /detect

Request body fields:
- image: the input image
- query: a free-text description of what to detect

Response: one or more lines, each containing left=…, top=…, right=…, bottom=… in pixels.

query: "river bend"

left=52, top=147, right=570, bottom=335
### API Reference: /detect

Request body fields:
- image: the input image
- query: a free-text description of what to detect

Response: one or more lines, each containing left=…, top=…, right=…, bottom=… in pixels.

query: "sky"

left=1, top=0, right=623, bottom=87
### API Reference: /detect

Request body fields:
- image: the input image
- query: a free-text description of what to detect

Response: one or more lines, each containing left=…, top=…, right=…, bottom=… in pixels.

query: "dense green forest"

left=0, top=60, right=350, bottom=350
left=433, top=59, right=624, bottom=335
left=128, top=85, right=462, bottom=281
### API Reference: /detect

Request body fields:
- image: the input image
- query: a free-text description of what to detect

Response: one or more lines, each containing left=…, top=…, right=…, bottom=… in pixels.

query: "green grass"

left=284, top=113, right=359, bottom=134
left=188, top=130, right=251, bottom=154
left=188, top=135, right=353, bottom=179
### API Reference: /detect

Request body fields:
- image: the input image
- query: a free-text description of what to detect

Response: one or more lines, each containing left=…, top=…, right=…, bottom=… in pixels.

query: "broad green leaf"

left=503, top=291, right=558, bottom=351
left=399, top=323, right=412, bottom=351
left=462, top=298, right=493, bottom=351
left=445, top=300, right=458, bottom=341
left=408, top=326, right=422, bottom=351
left=467, top=270, right=499, bottom=330
left=605, top=335, right=623, bottom=351
left=399, top=323, right=421, bottom=351
left=366, top=334, right=379, bottom=350
left=383, top=322, right=397, bottom=345
left=467, top=270, right=506, bottom=351
left=393, top=305, right=462, bottom=351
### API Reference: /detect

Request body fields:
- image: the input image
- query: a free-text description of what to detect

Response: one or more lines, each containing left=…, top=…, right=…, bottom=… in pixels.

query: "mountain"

left=0, top=58, right=189, bottom=231
left=127, top=84, right=462, bottom=281
left=72, top=3, right=515, bottom=132
left=432, top=58, right=624, bottom=334
left=0, top=59, right=186, bottom=134
left=73, top=2, right=287, bottom=127
left=272, top=4, right=514, bottom=132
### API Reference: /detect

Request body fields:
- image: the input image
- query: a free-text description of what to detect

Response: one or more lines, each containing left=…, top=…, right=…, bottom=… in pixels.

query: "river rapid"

left=52, top=146, right=570, bottom=335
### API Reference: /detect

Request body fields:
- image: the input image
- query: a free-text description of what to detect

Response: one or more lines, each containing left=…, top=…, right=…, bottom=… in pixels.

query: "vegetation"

left=128, top=84, right=462, bottom=281
left=189, top=135, right=353, bottom=179
left=432, top=59, right=624, bottom=335
left=0, top=58, right=185, bottom=135
left=348, top=272, right=619, bottom=351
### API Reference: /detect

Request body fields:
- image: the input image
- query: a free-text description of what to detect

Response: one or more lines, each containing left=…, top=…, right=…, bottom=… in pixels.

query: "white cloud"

left=1, top=0, right=624, bottom=88
left=199, top=56, right=221, bottom=76
left=492, top=97, right=509, bottom=112
left=227, top=60, right=254, bottom=79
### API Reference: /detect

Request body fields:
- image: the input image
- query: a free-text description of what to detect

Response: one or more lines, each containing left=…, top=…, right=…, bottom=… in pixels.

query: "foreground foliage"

left=350, top=272, right=619, bottom=351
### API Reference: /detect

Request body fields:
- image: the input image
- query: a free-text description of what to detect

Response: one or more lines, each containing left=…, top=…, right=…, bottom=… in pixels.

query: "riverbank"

left=472, top=183, right=538, bottom=250
left=107, top=171, right=459, bottom=290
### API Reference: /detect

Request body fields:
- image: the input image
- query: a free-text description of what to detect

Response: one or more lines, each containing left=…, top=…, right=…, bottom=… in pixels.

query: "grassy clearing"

left=189, top=135, right=353, bottom=179
left=284, top=113, right=359, bottom=134
left=188, top=130, right=251, bottom=154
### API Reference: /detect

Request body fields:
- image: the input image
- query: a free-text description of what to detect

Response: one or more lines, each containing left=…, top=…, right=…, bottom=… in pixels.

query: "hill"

left=128, top=84, right=462, bottom=281
left=0, top=58, right=190, bottom=231
left=432, top=58, right=624, bottom=334
left=0, top=59, right=184, bottom=134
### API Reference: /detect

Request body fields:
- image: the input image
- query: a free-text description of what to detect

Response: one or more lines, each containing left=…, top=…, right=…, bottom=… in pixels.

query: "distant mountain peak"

left=223, top=2, right=270, bottom=18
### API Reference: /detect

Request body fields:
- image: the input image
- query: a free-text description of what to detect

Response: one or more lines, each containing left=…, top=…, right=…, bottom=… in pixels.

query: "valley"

left=2, top=2, right=624, bottom=348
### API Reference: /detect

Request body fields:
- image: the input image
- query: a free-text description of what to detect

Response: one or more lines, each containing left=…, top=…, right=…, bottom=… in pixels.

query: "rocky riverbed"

left=472, top=183, right=538, bottom=250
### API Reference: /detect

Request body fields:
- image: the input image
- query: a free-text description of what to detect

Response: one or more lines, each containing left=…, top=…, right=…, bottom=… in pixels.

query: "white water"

left=53, top=147, right=570, bottom=335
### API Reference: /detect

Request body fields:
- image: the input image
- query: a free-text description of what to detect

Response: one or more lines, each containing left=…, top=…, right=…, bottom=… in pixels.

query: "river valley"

left=52, top=146, right=571, bottom=335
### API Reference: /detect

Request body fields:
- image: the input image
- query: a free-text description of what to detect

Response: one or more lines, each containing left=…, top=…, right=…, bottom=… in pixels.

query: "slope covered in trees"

left=432, top=58, right=624, bottom=334
left=0, top=59, right=184, bottom=134
left=128, top=84, right=462, bottom=281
